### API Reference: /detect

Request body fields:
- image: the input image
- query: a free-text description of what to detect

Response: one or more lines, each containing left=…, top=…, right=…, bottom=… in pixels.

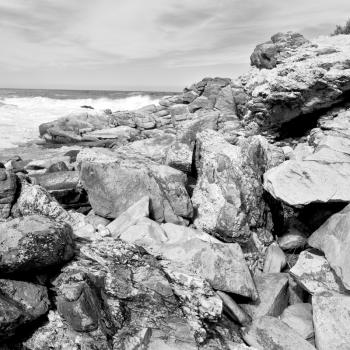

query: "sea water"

left=0, top=88, right=172, bottom=149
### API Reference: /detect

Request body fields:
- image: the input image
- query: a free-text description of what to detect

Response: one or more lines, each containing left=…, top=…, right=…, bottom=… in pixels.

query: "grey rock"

left=46, top=161, right=70, bottom=173
left=0, top=214, right=74, bottom=274
left=0, top=168, right=17, bottom=219
left=263, top=242, right=287, bottom=273
left=85, top=126, right=140, bottom=141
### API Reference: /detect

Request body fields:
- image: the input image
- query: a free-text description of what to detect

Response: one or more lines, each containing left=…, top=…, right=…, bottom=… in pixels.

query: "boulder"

left=243, top=316, right=316, bottom=350
left=263, top=242, right=287, bottom=273
left=0, top=215, right=75, bottom=274
left=312, top=292, right=350, bottom=350
left=250, top=32, right=309, bottom=69
left=240, top=273, right=289, bottom=319
left=0, top=168, right=17, bottom=219
left=0, top=279, right=49, bottom=339
left=289, top=250, right=346, bottom=294
left=280, top=303, right=314, bottom=341
left=78, top=148, right=193, bottom=224
left=308, top=204, right=350, bottom=290
left=192, top=130, right=283, bottom=243
left=46, top=161, right=69, bottom=173
left=120, top=221, right=258, bottom=299
left=25, top=238, right=224, bottom=349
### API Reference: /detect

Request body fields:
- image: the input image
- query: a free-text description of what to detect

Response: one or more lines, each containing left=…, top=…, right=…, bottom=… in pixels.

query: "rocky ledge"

left=1, top=31, right=350, bottom=349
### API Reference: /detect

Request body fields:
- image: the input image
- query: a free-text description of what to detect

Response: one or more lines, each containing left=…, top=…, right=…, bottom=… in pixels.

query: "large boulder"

left=78, top=148, right=193, bottom=224
left=250, top=32, right=309, bottom=69
left=308, top=204, right=350, bottom=290
left=24, top=238, right=226, bottom=349
left=119, top=221, right=258, bottom=299
left=312, top=292, right=350, bottom=350
left=0, top=279, right=49, bottom=339
left=0, top=168, right=17, bottom=219
left=0, top=215, right=74, bottom=274
left=192, top=130, right=283, bottom=243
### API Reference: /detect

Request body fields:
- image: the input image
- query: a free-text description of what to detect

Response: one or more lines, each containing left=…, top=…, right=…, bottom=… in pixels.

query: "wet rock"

left=243, top=316, right=316, bottom=350
left=192, top=130, right=283, bottom=243
left=289, top=250, right=346, bottom=294
left=120, top=221, right=258, bottom=299
left=0, top=214, right=74, bottom=274
left=107, top=196, right=149, bottom=237
left=312, top=292, right=350, bottom=350
left=0, top=279, right=49, bottom=339
left=240, top=273, right=289, bottom=319
left=0, top=168, right=17, bottom=219
left=263, top=242, right=287, bottom=273
left=78, top=147, right=193, bottom=224
left=280, top=303, right=314, bottom=340
left=308, top=204, right=350, bottom=290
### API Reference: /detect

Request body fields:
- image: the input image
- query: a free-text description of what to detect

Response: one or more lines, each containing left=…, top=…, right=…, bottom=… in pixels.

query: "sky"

left=1, top=0, right=350, bottom=91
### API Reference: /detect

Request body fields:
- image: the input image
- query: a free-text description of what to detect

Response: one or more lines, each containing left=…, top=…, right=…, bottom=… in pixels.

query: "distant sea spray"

left=0, top=89, right=173, bottom=149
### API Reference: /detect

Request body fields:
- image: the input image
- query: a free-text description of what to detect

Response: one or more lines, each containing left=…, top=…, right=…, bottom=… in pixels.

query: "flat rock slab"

left=78, top=148, right=193, bottom=224
left=280, top=303, right=314, bottom=340
left=308, top=204, right=350, bottom=290
left=0, top=214, right=75, bottom=274
left=120, top=221, right=258, bottom=300
left=240, top=273, right=289, bottom=319
left=313, top=292, right=350, bottom=350
left=85, top=126, right=139, bottom=140
left=290, top=250, right=346, bottom=294
left=243, top=316, right=316, bottom=350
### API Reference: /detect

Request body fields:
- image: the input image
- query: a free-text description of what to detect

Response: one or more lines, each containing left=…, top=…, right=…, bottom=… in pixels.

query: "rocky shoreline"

left=1, top=31, right=350, bottom=349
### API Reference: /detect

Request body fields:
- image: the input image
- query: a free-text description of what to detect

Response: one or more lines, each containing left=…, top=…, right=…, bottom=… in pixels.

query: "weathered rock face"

left=250, top=32, right=309, bottom=69
left=290, top=250, right=346, bottom=294
left=308, top=204, right=350, bottom=290
left=0, top=169, right=17, bottom=219
left=25, top=238, right=226, bottom=349
left=0, top=279, right=49, bottom=339
left=78, top=148, right=193, bottom=224
left=192, top=129, right=283, bottom=243
left=39, top=110, right=110, bottom=144
left=0, top=215, right=74, bottom=274
left=119, top=221, right=258, bottom=299
left=312, top=292, right=350, bottom=350
left=243, top=316, right=316, bottom=350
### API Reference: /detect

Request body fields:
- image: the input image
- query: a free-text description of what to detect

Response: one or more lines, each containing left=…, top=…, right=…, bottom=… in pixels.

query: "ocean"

left=0, top=88, right=174, bottom=149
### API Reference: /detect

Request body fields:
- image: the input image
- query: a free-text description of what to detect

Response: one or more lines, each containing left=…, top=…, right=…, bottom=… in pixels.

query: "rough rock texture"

left=0, top=214, right=74, bottom=274
left=119, top=220, right=258, bottom=299
left=250, top=32, right=309, bottom=69
left=192, top=130, right=283, bottom=243
left=78, top=147, right=193, bottom=224
left=280, top=303, right=314, bottom=341
left=240, top=273, right=289, bottom=319
left=312, top=292, right=350, bottom=350
left=24, top=238, right=227, bottom=349
left=290, top=250, right=347, bottom=294
left=0, top=279, right=49, bottom=339
left=0, top=168, right=17, bottom=219
left=308, top=204, right=350, bottom=290
left=263, top=242, right=287, bottom=273
left=243, top=316, right=316, bottom=350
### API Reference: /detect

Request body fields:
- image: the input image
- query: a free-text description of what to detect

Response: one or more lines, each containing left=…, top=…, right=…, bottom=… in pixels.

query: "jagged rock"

left=308, top=204, right=350, bottom=290
left=250, top=32, right=309, bottom=69
left=263, top=242, right=287, bottom=273
left=243, top=316, right=316, bottom=350
left=240, top=273, right=289, bottom=319
left=107, top=196, right=149, bottom=236
left=78, top=147, right=193, bottom=224
left=25, top=238, right=224, bottom=349
left=120, top=221, right=258, bottom=299
left=0, top=279, right=49, bottom=339
left=192, top=130, right=283, bottom=243
left=280, top=303, right=314, bottom=341
left=39, top=110, right=109, bottom=144
left=289, top=250, right=346, bottom=294
left=0, top=214, right=74, bottom=274
left=312, top=292, right=350, bottom=350
left=0, top=168, right=17, bottom=219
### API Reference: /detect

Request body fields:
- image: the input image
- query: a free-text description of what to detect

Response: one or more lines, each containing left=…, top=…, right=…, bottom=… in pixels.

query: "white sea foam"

left=0, top=94, right=158, bottom=149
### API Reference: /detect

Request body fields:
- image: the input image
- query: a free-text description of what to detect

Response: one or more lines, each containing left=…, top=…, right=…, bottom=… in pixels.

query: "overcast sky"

left=1, top=0, right=350, bottom=91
